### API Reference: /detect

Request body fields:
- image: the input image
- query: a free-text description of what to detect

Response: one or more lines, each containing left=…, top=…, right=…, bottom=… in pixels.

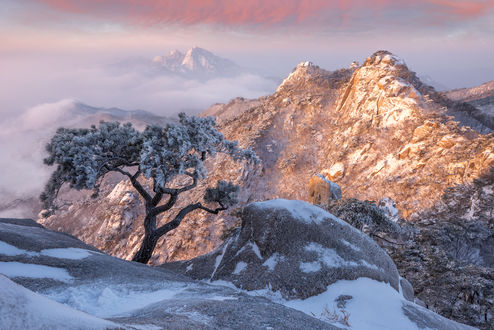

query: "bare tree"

left=40, top=113, right=258, bottom=264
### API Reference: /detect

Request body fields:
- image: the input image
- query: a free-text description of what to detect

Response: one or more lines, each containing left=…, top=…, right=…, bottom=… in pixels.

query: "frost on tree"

left=40, top=113, right=259, bottom=264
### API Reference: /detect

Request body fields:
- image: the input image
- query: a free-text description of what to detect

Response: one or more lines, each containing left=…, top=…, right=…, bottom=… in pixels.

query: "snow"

left=262, top=253, right=285, bottom=271
left=284, top=277, right=420, bottom=329
left=0, top=240, right=36, bottom=257
left=299, top=261, right=322, bottom=273
left=0, top=275, right=117, bottom=329
left=40, top=248, right=93, bottom=260
left=233, top=261, right=248, bottom=275
left=253, top=199, right=341, bottom=225
left=340, top=240, right=361, bottom=252
left=381, top=54, right=406, bottom=67
left=300, top=243, right=380, bottom=272
left=0, top=242, right=93, bottom=260
left=210, top=276, right=421, bottom=329
left=251, top=242, right=262, bottom=259
left=210, top=240, right=230, bottom=280
left=0, top=261, right=73, bottom=282
left=45, top=282, right=189, bottom=318
left=305, top=242, right=349, bottom=268
left=235, top=241, right=262, bottom=259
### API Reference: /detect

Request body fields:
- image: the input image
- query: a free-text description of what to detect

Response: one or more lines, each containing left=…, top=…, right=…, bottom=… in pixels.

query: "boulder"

left=166, top=199, right=401, bottom=299
left=165, top=200, right=475, bottom=329
left=0, top=219, right=337, bottom=329
left=309, top=174, right=342, bottom=207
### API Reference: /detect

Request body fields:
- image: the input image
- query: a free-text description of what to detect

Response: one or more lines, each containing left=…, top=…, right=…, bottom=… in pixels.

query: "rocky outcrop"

left=164, top=200, right=474, bottom=329
left=387, top=168, right=494, bottom=329
left=166, top=199, right=400, bottom=299
left=0, top=218, right=338, bottom=329
left=320, top=169, right=494, bottom=329
left=308, top=174, right=341, bottom=207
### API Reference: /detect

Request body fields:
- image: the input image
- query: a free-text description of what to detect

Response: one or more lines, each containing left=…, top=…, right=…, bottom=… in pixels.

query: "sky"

left=1, top=0, right=494, bottom=116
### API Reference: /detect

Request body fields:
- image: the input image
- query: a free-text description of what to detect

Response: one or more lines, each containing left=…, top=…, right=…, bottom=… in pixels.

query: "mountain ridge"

left=40, top=49, right=494, bottom=261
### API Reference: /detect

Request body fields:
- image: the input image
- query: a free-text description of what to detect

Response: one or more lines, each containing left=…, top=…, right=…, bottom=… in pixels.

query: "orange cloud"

left=32, top=0, right=494, bottom=28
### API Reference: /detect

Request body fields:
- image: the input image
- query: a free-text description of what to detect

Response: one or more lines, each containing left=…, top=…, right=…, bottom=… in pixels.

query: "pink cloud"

left=31, top=0, right=494, bottom=29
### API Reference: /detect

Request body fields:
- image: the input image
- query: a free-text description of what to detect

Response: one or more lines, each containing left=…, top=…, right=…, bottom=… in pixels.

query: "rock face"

left=164, top=200, right=474, bottom=330
left=0, top=218, right=338, bottom=329
left=308, top=174, right=342, bottom=207
left=387, top=168, right=494, bottom=329
left=166, top=199, right=400, bottom=299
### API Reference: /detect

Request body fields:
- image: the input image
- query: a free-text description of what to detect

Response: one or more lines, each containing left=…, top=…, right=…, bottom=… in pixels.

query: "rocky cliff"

left=40, top=50, right=494, bottom=263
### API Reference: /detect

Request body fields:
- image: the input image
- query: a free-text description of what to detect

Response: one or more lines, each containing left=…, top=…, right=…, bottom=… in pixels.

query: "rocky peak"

left=152, top=47, right=241, bottom=78
left=276, top=61, right=327, bottom=92
left=364, top=50, right=407, bottom=68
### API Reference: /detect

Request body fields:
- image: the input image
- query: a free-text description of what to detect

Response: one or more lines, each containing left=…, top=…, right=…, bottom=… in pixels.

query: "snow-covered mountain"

left=151, top=47, right=245, bottom=79
left=40, top=51, right=494, bottom=328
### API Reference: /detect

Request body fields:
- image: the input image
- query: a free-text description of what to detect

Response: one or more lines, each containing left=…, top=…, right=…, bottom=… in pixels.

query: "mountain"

left=38, top=51, right=494, bottom=327
left=446, top=81, right=494, bottom=130
left=151, top=47, right=245, bottom=79
left=40, top=50, right=494, bottom=261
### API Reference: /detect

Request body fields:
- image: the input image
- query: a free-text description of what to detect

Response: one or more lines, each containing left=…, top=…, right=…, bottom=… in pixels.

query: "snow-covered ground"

left=0, top=275, right=118, bottom=330
left=208, top=277, right=429, bottom=329
left=0, top=220, right=474, bottom=329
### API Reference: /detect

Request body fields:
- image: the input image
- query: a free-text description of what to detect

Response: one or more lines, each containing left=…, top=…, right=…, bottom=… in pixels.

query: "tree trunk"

left=132, top=231, right=159, bottom=264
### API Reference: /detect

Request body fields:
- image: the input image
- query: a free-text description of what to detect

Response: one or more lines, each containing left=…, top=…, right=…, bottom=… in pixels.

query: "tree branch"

left=154, top=201, right=227, bottom=238
left=150, top=193, right=178, bottom=216
left=155, top=203, right=201, bottom=237
left=113, top=167, right=152, bottom=203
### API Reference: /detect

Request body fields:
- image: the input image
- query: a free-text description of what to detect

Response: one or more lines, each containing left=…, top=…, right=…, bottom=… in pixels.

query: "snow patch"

left=262, top=253, right=285, bottom=271
left=0, top=241, right=37, bottom=257
left=210, top=240, right=230, bottom=280
left=251, top=242, right=262, bottom=259
left=0, top=275, right=117, bottom=329
left=304, top=242, right=348, bottom=268
left=253, top=199, right=341, bottom=225
left=340, top=240, right=361, bottom=252
left=233, top=261, right=248, bottom=275
left=284, top=277, right=420, bottom=330
left=0, top=262, right=73, bottom=282
left=45, top=283, right=188, bottom=318
left=40, top=248, right=93, bottom=260
left=299, top=261, right=322, bottom=273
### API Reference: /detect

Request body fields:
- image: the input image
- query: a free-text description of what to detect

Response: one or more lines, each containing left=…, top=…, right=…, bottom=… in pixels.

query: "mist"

left=0, top=52, right=278, bottom=218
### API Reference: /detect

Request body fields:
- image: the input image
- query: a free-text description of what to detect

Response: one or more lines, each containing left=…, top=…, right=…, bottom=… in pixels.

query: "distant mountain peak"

left=152, top=47, right=242, bottom=79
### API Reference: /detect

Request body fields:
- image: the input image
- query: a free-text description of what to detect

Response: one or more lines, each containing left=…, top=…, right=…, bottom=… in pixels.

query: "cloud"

left=0, top=54, right=277, bottom=217
left=32, top=0, right=494, bottom=30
